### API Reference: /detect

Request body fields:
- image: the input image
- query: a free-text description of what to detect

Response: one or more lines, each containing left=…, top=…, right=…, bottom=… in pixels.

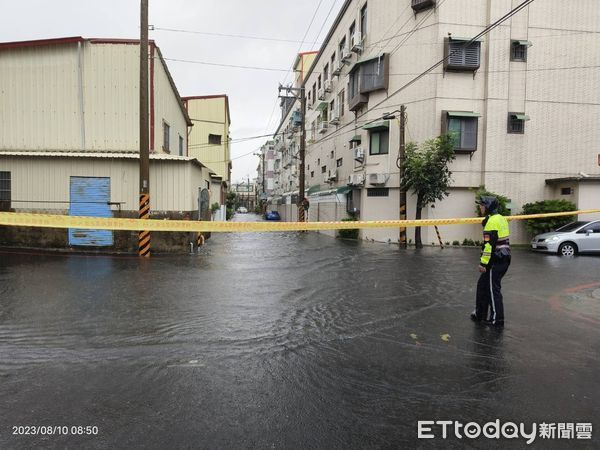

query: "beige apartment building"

left=269, top=0, right=600, bottom=244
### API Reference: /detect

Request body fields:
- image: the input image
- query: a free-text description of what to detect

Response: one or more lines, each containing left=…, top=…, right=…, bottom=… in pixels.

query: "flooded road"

left=1, top=213, right=599, bottom=449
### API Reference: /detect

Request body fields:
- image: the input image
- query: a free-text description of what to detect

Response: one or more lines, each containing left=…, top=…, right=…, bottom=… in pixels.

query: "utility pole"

left=277, top=84, right=306, bottom=222
left=398, top=105, right=407, bottom=248
left=138, top=0, right=151, bottom=257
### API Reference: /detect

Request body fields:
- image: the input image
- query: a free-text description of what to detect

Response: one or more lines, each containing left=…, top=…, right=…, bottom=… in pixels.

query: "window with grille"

left=507, top=113, right=526, bottom=134
left=444, top=39, right=481, bottom=71
left=360, top=3, right=368, bottom=36
left=511, top=41, right=528, bottom=62
left=179, top=135, right=184, bottom=156
left=367, top=188, right=389, bottom=197
left=0, top=171, right=10, bottom=211
left=360, top=55, right=388, bottom=93
left=336, top=158, right=343, bottom=167
left=321, top=165, right=327, bottom=173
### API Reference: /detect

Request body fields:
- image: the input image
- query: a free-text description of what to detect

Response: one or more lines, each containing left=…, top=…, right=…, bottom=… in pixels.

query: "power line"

left=152, top=26, right=322, bottom=45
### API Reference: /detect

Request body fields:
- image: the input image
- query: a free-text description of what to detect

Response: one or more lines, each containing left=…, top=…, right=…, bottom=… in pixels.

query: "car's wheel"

left=558, top=242, right=577, bottom=257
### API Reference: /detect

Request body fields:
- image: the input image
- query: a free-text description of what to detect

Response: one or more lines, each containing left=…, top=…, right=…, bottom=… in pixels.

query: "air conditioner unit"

left=323, top=174, right=330, bottom=184
left=324, top=79, right=332, bottom=93
left=328, top=169, right=338, bottom=182
left=351, top=32, right=363, bottom=52
left=318, top=121, right=328, bottom=134
left=317, top=88, right=325, bottom=100
left=331, top=61, right=342, bottom=76
left=341, top=47, right=353, bottom=63
left=354, top=146, right=365, bottom=162
left=329, top=105, right=340, bottom=125
left=348, top=173, right=365, bottom=186
left=368, top=173, right=388, bottom=186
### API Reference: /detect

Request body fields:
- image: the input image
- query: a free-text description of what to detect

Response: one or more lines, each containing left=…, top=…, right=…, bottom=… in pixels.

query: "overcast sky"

left=0, top=0, right=343, bottom=183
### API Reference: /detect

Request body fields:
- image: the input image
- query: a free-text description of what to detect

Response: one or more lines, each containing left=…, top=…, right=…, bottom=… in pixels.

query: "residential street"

left=0, top=214, right=598, bottom=449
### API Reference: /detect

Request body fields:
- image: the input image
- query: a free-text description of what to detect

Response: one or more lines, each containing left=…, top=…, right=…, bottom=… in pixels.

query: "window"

left=444, top=38, right=481, bottom=71
left=330, top=151, right=334, bottom=158
left=367, top=188, right=389, bottom=197
left=511, top=40, right=528, bottom=62
left=349, top=22, right=356, bottom=47
left=178, top=135, right=184, bottom=156
left=318, top=158, right=320, bottom=165
left=312, top=83, right=316, bottom=104
left=339, top=89, right=345, bottom=117
left=321, top=165, right=327, bottom=173
left=507, top=113, right=528, bottom=134
left=0, top=171, right=10, bottom=211
left=339, top=37, right=347, bottom=63
left=369, top=129, right=389, bottom=155
left=444, top=112, right=479, bottom=151
left=163, top=121, right=170, bottom=152
left=311, top=171, right=314, bottom=178
left=331, top=52, right=336, bottom=70
left=318, top=75, right=321, bottom=90
left=324, top=63, right=329, bottom=81
left=580, top=222, right=600, bottom=234
left=360, top=3, right=368, bottom=36
left=336, top=158, right=343, bottom=167
left=360, top=55, right=388, bottom=92
left=308, top=91, right=312, bottom=104
left=208, top=134, right=222, bottom=145
left=560, top=187, right=573, bottom=195
left=329, top=99, right=335, bottom=120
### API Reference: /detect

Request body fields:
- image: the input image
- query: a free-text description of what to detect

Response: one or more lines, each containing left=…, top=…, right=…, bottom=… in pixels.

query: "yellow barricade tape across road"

left=1, top=210, right=599, bottom=233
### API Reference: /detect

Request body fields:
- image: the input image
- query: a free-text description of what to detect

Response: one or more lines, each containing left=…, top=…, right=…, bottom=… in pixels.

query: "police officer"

left=471, top=196, right=511, bottom=327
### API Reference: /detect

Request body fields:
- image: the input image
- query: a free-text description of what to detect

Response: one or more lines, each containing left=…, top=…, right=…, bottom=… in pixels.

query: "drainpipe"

left=479, top=0, right=493, bottom=188
left=77, top=41, right=86, bottom=150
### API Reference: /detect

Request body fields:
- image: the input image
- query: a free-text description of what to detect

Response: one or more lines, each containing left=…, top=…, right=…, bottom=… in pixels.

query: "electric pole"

left=138, top=0, right=151, bottom=257
left=398, top=105, right=407, bottom=248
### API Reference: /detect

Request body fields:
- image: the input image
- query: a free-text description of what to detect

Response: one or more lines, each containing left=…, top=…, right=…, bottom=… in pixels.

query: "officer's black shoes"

left=470, top=311, right=483, bottom=322
left=482, top=319, right=504, bottom=328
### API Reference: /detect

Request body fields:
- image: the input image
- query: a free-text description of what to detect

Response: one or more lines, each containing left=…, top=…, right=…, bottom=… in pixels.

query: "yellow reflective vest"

left=480, top=213, right=510, bottom=267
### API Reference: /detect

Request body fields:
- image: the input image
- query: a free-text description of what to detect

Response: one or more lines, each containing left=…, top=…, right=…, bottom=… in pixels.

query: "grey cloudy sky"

left=0, top=0, right=343, bottom=183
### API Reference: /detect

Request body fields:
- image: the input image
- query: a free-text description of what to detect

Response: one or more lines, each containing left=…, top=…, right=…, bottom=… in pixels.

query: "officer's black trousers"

left=475, top=256, right=511, bottom=324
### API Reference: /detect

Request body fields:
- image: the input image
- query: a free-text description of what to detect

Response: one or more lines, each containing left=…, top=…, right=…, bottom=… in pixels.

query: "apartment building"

left=270, top=0, right=600, bottom=244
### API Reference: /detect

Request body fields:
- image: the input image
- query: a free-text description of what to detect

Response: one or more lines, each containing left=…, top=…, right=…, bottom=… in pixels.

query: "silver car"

left=530, top=220, right=600, bottom=256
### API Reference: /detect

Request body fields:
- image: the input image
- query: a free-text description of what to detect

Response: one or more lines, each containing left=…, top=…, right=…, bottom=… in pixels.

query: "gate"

left=68, top=176, right=113, bottom=246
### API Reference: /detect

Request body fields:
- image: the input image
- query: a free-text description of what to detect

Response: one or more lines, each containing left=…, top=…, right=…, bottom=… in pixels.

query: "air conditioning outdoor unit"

left=324, top=79, right=332, bottom=93
left=318, top=121, right=328, bottom=134
left=368, top=173, right=388, bottom=186
left=323, top=174, right=330, bottom=184
left=317, top=88, right=325, bottom=100
left=329, top=105, right=340, bottom=125
left=328, top=169, right=338, bottom=182
left=341, top=48, right=353, bottom=63
left=331, top=61, right=342, bottom=76
left=347, top=173, right=365, bottom=186
left=354, top=146, right=365, bottom=162
left=351, top=32, right=363, bottom=52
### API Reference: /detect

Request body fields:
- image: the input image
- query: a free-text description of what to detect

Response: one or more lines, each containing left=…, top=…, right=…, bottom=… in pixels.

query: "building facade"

left=0, top=36, right=213, bottom=251
left=184, top=95, right=232, bottom=207
left=267, top=0, right=600, bottom=244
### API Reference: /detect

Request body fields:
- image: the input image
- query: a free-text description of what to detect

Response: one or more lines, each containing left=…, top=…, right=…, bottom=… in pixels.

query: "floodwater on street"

left=0, top=213, right=599, bottom=449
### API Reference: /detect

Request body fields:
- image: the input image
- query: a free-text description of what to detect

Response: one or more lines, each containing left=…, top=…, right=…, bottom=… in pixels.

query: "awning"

left=336, top=186, right=352, bottom=195
left=306, top=185, right=321, bottom=195
left=450, top=36, right=484, bottom=42
left=447, top=111, right=481, bottom=118
left=511, top=113, right=530, bottom=121
left=316, top=102, right=328, bottom=111
left=513, top=40, right=531, bottom=46
left=362, top=120, right=389, bottom=130
left=349, top=135, right=362, bottom=143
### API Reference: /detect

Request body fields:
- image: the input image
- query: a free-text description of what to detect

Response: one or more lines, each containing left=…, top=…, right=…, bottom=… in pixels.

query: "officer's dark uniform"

left=472, top=196, right=511, bottom=327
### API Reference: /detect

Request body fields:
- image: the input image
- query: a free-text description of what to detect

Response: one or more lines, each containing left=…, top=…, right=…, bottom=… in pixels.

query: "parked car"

left=264, top=211, right=281, bottom=221
left=530, top=220, right=600, bottom=256
left=236, top=207, right=248, bottom=214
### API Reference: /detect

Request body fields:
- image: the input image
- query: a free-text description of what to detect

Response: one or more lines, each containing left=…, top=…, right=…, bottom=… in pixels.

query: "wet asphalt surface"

left=0, top=213, right=599, bottom=449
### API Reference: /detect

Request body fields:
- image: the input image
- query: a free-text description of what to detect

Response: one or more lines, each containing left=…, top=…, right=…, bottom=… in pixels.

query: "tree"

left=473, top=186, right=511, bottom=216
left=522, top=199, right=577, bottom=235
left=401, top=134, right=456, bottom=248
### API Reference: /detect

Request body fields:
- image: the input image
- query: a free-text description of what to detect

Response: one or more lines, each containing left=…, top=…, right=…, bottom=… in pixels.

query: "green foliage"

left=226, top=208, right=234, bottom=220
left=452, top=240, right=460, bottom=246
left=473, top=186, right=511, bottom=216
left=521, top=199, right=577, bottom=235
left=401, top=134, right=456, bottom=209
left=210, top=202, right=220, bottom=214
left=462, top=238, right=475, bottom=246
left=226, top=192, right=238, bottom=210
left=337, top=217, right=359, bottom=240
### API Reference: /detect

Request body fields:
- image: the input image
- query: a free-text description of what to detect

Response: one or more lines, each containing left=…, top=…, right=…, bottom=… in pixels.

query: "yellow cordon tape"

left=1, top=210, right=599, bottom=233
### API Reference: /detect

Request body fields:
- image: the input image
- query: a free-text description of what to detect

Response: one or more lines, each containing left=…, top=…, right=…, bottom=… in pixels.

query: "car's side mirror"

left=585, top=230, right=592, bottom=236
